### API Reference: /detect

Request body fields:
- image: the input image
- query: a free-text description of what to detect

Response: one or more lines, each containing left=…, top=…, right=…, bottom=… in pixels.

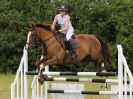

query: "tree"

left=0, top=0, right=133, bottom=73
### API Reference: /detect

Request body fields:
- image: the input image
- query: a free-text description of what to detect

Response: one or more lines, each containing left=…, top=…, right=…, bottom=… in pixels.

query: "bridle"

left=25, top=30, right=37, bottom=52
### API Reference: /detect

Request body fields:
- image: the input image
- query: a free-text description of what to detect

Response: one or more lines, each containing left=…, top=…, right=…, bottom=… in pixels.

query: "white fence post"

left=17, top=73, right=19, bottom=98
left=11, top=84, right=15, bottom=99
left=31, top=76, right=37, bottom=99
left=24, top=47, right=28, bottom=99
left=21, top=58, right=24, bottom=98
left=117, top=45, right=123, bottom=99
left=124, top=65, right=127, bottom=99
left=44, top=65, right=49, bottom=99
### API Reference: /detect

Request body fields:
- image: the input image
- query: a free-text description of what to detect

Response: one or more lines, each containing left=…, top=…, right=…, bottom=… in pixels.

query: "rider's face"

left=60, top=10, right=66, bottom=16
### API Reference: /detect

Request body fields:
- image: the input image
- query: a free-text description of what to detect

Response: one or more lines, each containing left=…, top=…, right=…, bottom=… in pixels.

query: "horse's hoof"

left=38, top=72, right=45, bottom=85
left=38, top=75, right=48, bottom=85
left=43, top=74, right=48, bottom=81
left=38, top=77, right=45, bottom=85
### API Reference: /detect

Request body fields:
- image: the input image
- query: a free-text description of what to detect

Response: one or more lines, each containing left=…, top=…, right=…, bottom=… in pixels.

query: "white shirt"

left=57, top=14, right=73, bottom=33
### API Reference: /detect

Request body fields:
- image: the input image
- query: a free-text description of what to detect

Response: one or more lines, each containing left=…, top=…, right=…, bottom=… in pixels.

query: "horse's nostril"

left=28, top=49, right=31, bottom=52
left=28, top=48, right=33, bottom=52
left=25, top=44, right=33, bottom=52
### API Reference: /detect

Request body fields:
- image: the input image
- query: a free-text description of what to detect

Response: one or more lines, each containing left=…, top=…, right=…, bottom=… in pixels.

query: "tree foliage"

left=0, top=0, right=133, bottom=73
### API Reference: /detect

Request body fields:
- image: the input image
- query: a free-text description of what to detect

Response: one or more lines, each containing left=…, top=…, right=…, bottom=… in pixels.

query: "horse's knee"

left=36, top=60, right=45, bottom=71
left=36, top=60, right=40, bottom=66
left=36, top=61, right=40, bottom=70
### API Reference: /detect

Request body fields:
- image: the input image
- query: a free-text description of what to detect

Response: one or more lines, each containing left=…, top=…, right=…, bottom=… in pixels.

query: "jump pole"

left=26, top=71, right=117, bottom=76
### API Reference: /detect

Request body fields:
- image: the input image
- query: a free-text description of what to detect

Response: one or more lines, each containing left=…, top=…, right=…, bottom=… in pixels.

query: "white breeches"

left=66, top=27, right=74, bottom=41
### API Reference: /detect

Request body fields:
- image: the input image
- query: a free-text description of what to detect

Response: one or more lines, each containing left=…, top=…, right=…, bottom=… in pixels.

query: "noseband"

left=25, top=31, right=37, bottom=51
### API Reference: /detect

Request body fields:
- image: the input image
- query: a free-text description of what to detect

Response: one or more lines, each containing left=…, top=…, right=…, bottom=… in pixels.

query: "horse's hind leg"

left=93, top=60, right=104, bottom=72
left=100, top=58, right=107, bottom=72
left=101, top=62, right=107, bottom=72
left=95, top=62, right=107, bottom=72
left=93, top=61, right=100, bottom=72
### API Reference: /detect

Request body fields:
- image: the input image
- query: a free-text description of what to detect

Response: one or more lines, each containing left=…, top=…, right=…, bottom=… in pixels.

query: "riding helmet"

left=59, top=5, right=68, bottom=12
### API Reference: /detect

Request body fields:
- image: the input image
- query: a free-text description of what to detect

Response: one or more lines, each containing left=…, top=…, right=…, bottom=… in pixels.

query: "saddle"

left=58, top=33, right=79, bottom=50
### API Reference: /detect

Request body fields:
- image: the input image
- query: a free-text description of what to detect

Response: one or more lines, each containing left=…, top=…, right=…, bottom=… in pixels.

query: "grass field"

left=0, top=73, right=117, bottom=99
left=0, top=73, right=15, bottom=99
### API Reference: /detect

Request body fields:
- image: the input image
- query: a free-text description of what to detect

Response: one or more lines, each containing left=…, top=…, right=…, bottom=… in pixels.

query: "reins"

left=33, top=25, right=65, bottom=50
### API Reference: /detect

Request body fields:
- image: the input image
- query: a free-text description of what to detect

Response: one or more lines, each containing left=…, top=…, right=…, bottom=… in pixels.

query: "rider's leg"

left=65, top=28, right=78, bottom=59
left=66, top=28, right=74, bottom=41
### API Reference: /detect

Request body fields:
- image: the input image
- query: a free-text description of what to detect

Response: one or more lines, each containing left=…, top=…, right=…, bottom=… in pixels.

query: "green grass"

left=0, top=74, right=116, bottom=99
left=0, top=73, right=15, bottom=99
left=0, top=73, right=33, bottom=99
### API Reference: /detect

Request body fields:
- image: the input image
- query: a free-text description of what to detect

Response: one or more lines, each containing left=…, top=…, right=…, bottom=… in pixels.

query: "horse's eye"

left=31, top=33, right=35, bottom=36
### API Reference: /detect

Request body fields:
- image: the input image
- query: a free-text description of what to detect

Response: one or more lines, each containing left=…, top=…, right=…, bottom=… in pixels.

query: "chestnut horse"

left=26, top=22, right=111, bottom=85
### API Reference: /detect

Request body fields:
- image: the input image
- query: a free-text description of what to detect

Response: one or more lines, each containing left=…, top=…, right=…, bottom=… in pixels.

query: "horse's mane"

left=34, top=22, right=52, bottom=32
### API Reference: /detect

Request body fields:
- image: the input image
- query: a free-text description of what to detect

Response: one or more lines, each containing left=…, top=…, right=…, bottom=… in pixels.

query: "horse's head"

left=25, top=22, right=57, bottom=52
left=25, top=24, right=39, bottom=52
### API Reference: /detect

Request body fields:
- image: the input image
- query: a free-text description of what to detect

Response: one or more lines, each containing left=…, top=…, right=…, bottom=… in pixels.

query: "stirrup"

left=71, top=49, right=78, bottom=59
left=70, top=52, right=78, bottom=59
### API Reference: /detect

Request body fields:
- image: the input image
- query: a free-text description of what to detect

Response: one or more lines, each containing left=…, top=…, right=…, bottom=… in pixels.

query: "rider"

left=51, top=5, right=77, bottom=59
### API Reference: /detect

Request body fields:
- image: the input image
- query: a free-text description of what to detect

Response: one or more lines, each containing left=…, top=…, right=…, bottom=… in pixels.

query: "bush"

left=0, top=0, right=133, bottom=72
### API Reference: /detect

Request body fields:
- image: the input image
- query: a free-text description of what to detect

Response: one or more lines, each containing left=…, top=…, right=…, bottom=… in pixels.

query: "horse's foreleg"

left=36, top=57, right=47, bottom=71
left=39, top=57, right=56, bottom=71
left=37, top=57, right=57, bottom=85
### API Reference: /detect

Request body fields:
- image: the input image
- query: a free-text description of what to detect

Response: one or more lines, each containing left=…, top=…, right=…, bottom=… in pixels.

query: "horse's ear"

left=27, top=23, right=31, bottom=29
left=32, top=24, right=36, bottom=30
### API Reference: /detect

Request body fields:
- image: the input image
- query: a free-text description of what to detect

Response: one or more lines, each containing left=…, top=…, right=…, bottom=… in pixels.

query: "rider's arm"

left=51, top=15, right=58, bottom=30
left=59, top=15, right=70, bottom=33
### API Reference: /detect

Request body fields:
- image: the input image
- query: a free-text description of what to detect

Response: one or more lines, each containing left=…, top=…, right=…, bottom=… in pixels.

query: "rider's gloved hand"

left=57, top=30, right=60, bottom=33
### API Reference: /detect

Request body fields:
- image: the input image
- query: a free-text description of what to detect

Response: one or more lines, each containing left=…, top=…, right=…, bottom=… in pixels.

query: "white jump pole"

left=24, top=47, right=28, bottom=99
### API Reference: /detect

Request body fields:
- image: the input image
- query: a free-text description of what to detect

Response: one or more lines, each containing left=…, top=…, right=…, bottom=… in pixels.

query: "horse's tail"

left=95, top=35, right=111, bottom=64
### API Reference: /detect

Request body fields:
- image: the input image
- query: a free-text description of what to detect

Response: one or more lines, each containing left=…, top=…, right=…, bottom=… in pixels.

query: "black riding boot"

left=65, top=40, right=78, bottom=59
